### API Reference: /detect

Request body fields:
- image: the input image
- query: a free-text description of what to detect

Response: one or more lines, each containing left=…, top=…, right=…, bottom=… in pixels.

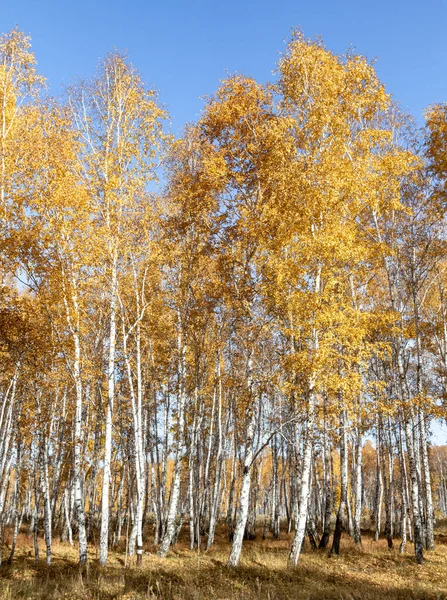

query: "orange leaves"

left=279, top=31, right=389, bottom=138
left=0, top=29, right=45, bottom=229
left=426, top=103, right=447, bottom=208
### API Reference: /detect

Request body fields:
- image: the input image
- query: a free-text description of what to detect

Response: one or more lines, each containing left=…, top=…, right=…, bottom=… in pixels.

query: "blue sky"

left=2, top=0, right=447, bottom=135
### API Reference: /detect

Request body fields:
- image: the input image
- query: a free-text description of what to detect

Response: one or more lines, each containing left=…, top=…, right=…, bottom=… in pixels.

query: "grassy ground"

left=1, top=524, right=447, bottom=599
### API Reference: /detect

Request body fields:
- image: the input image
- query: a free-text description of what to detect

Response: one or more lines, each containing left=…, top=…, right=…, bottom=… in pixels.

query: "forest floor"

left=1, top=523, right=447, bottom=600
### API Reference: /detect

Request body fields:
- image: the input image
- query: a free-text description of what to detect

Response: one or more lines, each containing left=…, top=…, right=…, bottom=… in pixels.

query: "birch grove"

left=2, top=27, right=447, bottom=572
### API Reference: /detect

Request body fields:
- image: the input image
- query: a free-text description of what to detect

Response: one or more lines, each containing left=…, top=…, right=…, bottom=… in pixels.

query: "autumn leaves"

left=0, top=27, right=445, bottom=570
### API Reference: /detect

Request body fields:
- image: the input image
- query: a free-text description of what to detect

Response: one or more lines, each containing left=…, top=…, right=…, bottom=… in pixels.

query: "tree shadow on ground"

left=1, top=553, right=446, bottom=600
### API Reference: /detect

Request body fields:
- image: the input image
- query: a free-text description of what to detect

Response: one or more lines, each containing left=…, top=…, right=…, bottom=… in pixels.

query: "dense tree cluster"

left=1, top=27, right=447, bottom=569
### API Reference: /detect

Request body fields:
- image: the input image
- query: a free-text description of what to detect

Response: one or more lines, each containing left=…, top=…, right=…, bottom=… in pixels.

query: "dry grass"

left=1, top=524, right=447, bottom=599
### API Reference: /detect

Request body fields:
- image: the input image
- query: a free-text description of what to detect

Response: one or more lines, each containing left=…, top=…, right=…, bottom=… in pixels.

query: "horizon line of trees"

left=1, top=26, right=447, bottom=569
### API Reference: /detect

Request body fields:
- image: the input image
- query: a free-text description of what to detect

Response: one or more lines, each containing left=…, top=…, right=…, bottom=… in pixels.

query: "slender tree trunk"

left=331, top=405, right=348, bottom=556
left=405, top=413, right=424, bottom=564
left=384, top=422, right=394, bottom=549
left=41, top=436, right=52, bottom=565
left=353, top=425, right=363, bottom=545
left=100, top=254, right=118, bottom=565
left=288, top=389, right=316, bottom=566
left=6, top=438, right=21, bottom=565
left=319, top=410, right=332, bottom=549
left=227, top=396, right=257, bottom=567
left=374, top=420, right=384, bottom=542
left=207, top=357, right=224, bottom=550
left=418, top=407, right=434, bottom=550
left=158, top=331, right=186, bottom=557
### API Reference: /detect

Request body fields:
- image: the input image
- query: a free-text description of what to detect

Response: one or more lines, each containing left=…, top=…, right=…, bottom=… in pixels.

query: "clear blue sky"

left=2, top=0, right=447, bottom=134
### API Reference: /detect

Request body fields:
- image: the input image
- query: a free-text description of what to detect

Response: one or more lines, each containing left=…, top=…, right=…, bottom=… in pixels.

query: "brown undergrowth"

left=1, top=525, right=447, bottom=600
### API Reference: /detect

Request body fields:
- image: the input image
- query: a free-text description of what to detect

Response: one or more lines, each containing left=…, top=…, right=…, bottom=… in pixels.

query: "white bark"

left=158, top=331, right=186, bottom=557
left=353, top=428, right=363, bottom=545
left=207, top=356, right=224, bottom=550
left=404, top=415, right=424, bottom=563
left=227, top=402, right=256, bottom=567
left=288, top=390, right=316, bottom=566
left=418, top=407, right=434, bottom=550
left=40, top=436, right=52, bottom=565
left=100, top=253, right=118, bottom=565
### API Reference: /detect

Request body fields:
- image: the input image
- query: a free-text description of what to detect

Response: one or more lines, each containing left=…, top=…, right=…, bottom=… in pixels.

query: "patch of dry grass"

left=1, top=526, right=447, bottom=599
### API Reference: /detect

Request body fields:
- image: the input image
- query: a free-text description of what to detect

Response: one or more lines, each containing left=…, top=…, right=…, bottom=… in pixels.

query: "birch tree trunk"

left=404, top=413, right=424, bottom=564
left=41, top=434, right=52, bottom=565
left=100, top=253, right=118, bottom=565
left=353, top=425, right=363, bottom=545
left=207, top=356, right=224, bottom=550
left=288, top=388, right=316, bottom=566
left=331, top=405, right=348, bottom=556
left=121, top=308, right=146, bottom=563
left=396, top=423, right=408, bottom=554
left=158, top=331, right=186, bottom=558
left=418, top=407, right=434, bottom=550
left=319, top=408, right=332, bottom=549
left=7, top=438, right=22, bottom=565
left=374, top=419, right=384, bottom=541
left=227, top=400, right=257, bottom=567
left=66, top=277, right=88, bottom=565
left=384, top=422, right=394, bottom=549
